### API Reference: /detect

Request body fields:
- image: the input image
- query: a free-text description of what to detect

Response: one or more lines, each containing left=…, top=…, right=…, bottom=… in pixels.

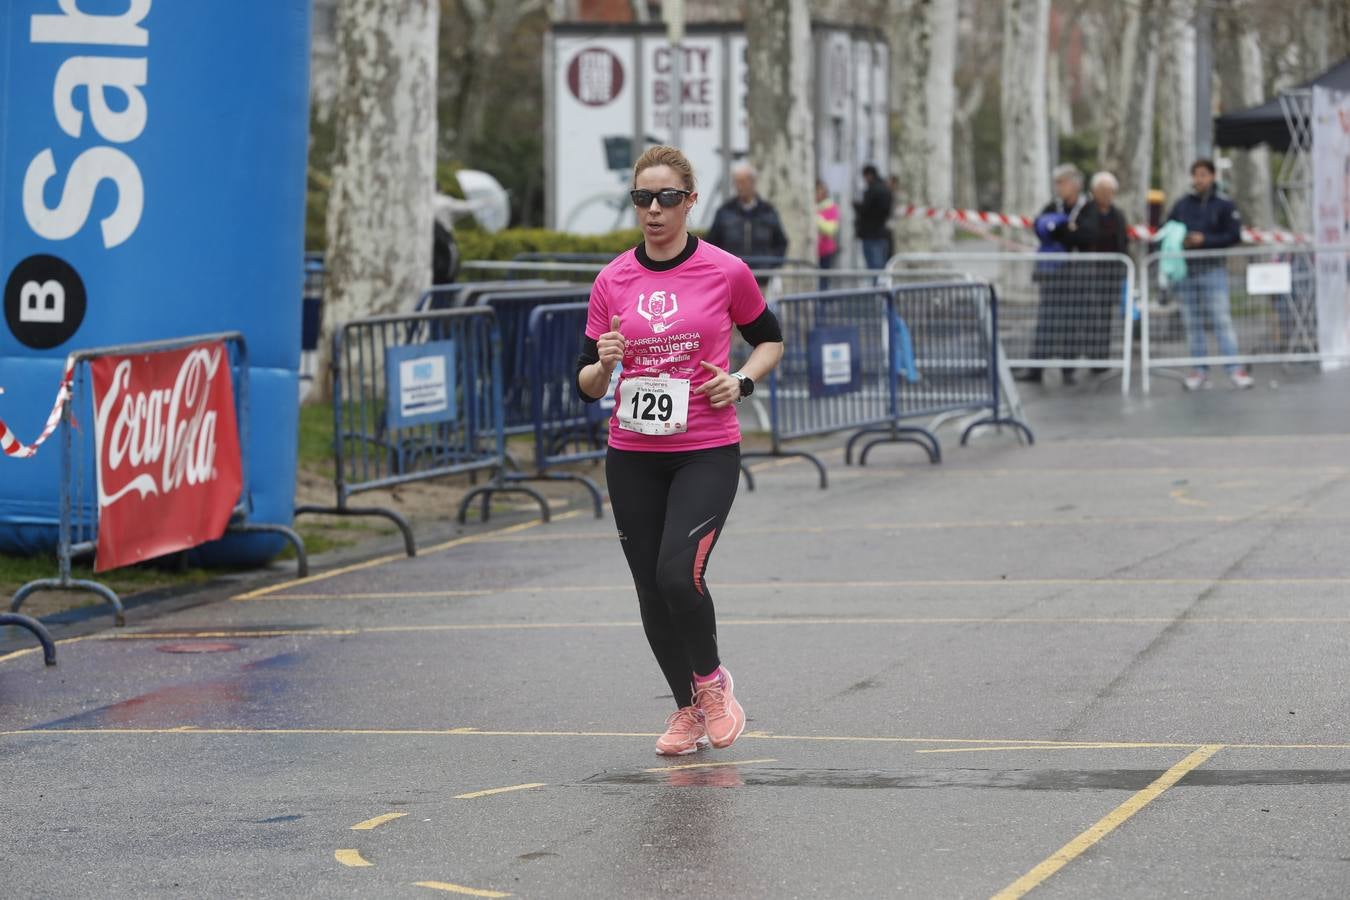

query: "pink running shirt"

left=586, top=238, right=767, bottom=453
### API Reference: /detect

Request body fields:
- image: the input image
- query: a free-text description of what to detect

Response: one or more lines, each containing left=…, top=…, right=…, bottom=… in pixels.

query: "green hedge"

left=457, top=227, right=645, bottom=261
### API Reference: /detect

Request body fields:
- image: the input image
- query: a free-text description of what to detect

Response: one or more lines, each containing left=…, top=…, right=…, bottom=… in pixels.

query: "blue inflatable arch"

left=0, top=1, right=311, bottom=563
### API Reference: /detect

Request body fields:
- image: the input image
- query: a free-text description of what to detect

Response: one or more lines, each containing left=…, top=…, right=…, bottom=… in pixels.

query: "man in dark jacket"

left=704, top=161, right=788, bottom=271
left=854, top=164, right=893, bottom=269
left=1071, top=170, right=1129, bottom=369
left=1164, top=158, right=1252, bottom=390
left=1019, top=163, right=1089, bottom=384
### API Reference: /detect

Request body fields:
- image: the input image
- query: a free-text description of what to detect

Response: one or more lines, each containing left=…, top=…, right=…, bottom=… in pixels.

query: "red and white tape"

left=896, top=204, right=1307, bottom=245
left=0, top=358, right=76, bottom=459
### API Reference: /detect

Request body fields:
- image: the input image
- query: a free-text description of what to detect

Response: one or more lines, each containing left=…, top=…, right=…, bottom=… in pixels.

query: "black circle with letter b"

left=4, top=254, right=87, bottom=350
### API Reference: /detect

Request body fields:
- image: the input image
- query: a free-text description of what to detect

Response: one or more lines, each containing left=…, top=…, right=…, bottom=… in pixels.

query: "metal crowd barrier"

left=1138, top=243, right=1350, bottom=393
left=743, top=282, right=1034, bottom=487
left=11, top=332, right=307, bottom=627
left=513, top=252, right=617, bottom=264
left=415, top=280, right=567, bottom=311
left=846, top=282, right=1035, bottom=465
left=743, top=287, right=896, bottom=487
left=767, top=266, right=977, bottom=300
left=0, top=612, right=56, bottom=666
left=887, top=252, right=1137, bottom=394
left=295, top=308, right=549, bottom=552
left=464, top=259, right=601, bottom=284
left=474, top=288, right=593, bottom=437
left=516, top=303, right=607, bottom=515
left=461, top=258, right=817, bottom=290
left=508, top=252, right=813, bottom=269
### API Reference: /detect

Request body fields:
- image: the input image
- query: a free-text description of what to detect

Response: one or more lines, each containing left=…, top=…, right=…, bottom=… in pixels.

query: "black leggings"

left=606, top=443, right=741, bottom=709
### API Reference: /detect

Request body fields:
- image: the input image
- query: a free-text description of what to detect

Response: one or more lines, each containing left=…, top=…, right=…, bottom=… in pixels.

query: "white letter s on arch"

left=23, top=147, right=144, bottom=249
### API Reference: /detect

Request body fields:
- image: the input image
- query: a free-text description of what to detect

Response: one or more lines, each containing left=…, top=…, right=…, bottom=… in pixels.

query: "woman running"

left=576, top=145, right=784, bottom=755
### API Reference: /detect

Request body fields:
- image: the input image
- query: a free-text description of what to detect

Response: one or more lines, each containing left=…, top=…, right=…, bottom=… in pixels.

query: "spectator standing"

left=1072, top=171, right=1129, bottom=371
left=1019, top=163, right=1089, bottom=384
left=886, top=174, right=901, bottom=259
left=1163, top=159, right=1253, bottom=390
left=854, top=164, right=893, bottom=270
left=704, top=161, right=789, bottom=272
left=816, top=179, right=840, bottom=287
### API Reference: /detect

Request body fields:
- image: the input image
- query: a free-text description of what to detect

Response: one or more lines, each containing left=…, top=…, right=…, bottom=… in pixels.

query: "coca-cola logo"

left=94, top=346, right=225, bottom=509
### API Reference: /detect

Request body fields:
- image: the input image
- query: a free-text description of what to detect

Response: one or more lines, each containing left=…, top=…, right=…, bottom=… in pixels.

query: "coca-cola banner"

left=90, top=341, right=243, bottom=572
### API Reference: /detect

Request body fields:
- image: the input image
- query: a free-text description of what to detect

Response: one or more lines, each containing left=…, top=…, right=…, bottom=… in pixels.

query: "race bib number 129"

left=617, top=375, right=690, bottom=435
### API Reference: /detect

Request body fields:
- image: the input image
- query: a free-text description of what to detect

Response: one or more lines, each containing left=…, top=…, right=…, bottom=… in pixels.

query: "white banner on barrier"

left=1312, top=85, right=1350, bottom=370
left=1246, top=262, right=1292, bottom=296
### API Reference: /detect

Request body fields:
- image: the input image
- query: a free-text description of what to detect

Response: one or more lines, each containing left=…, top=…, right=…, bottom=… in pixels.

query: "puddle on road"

left=32, top=650, right=302, bottom=729
left=586, top=767, right=1350, bottom=791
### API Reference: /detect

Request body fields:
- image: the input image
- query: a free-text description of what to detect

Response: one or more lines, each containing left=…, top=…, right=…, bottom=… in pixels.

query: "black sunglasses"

left=630, top=188, right=691, bottom=208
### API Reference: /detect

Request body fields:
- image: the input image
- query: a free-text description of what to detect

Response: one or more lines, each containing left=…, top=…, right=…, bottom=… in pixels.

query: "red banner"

left=90, top=341, right=243, bottom=572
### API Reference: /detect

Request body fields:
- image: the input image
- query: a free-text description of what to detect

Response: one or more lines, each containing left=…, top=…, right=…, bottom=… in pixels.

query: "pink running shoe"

left=693, top=667, right=746, bottom=749
left=655, top=706, right=709, bottom=756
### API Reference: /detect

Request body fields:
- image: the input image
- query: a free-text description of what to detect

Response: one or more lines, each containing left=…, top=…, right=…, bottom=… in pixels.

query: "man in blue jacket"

left=1165, top=159, right=1253, bottom=390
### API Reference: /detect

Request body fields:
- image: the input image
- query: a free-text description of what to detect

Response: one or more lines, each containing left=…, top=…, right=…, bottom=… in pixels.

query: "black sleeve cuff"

left=736, top=307, right=783, bottom=346
left=575, top=336, right=602, bottom=403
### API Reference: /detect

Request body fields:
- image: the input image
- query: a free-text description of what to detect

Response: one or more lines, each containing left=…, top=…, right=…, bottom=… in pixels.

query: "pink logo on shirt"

left=637, top=290, right=683, bottom=334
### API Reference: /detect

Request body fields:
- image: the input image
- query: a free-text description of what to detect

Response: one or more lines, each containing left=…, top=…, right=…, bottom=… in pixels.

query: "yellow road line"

left=4, top=726, right=1346, bottom=752
left=0, top=634, right=89, bottom=666
left=990, top=744, right=1224, bottom=900
left=646, top=758, right=777, bottom=772
left=1051, top=434, right=1350, bottom=446
left=917, top=743, right=1198, bottom=754
left=249, top=575, right=1350, bottom=603
left=334, top=849, right=373, bottom=867
left=88, top=616, right=1350, bottom=649
left=6, top=726, right=1319, bottom=749
left=350, top=811, right=407, bottom=830
left=1169, top=487, right=1210, bottom=508
left=454, top=782, right=546, bottom=800
left=233, top=550, right=408, bottom=601
left=477, top=512, right=1350, bottom=543
left=414, top=881, right=511, bottom=898
left=232, top=513, right=577, bottom=602
left=837, top=465, right=1347, bottom=478
left=746, top=454, right=829, bottom=472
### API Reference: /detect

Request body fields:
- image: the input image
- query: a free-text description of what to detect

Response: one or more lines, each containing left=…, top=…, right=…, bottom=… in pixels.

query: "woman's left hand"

left=694, top=361, right=741, bottom=409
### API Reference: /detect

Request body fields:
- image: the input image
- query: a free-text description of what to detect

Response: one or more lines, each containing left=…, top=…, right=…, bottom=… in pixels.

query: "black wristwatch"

left=732, top=372, right=754, bottom=402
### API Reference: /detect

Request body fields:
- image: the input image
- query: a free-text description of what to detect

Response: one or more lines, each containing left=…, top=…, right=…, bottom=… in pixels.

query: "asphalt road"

left=3, top=370, right=1350, bottom=898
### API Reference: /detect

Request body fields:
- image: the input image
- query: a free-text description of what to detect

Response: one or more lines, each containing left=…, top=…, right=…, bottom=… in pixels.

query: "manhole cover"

left=156, top=642, right=242, bottom=654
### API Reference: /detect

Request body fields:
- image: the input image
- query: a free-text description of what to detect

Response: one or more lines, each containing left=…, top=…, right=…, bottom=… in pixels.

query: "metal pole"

left=671, top=40, right=683, bottom=150
left=663, top=0, right=686, bottom=150
left=1194, top=2, right=1213, bottom=159
left=58, top=384, right=73, bottom=586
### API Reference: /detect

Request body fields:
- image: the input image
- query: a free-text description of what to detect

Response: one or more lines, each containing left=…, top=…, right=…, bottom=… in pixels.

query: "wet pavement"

left=4, top=369, right=1350, bottom=898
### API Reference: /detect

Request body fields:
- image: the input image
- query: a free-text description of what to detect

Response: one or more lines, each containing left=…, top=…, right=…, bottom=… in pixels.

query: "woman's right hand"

left=597, top=315, right=626, bottom=373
